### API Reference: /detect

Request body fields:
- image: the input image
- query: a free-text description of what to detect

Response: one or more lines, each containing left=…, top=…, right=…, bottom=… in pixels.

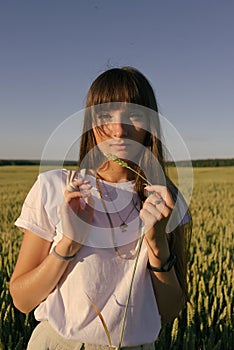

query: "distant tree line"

left=1, top=158, right=234, bottom=167
left=167, top=158, right=234, bottom=167
left=0, top=160, right=77, bottom=166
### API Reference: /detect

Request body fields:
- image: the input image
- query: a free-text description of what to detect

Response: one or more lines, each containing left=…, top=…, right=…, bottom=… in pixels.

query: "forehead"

left=92, top=102, right=146, bottom=115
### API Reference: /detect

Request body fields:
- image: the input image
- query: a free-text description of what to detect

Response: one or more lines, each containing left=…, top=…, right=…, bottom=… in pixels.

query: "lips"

left=111, top=143, right=129, bottom=149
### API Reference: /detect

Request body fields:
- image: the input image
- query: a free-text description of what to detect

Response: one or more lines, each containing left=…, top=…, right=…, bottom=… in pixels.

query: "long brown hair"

left=79, top=67, right=165, bottom=190
left=78, top=66, right=191, bottom=301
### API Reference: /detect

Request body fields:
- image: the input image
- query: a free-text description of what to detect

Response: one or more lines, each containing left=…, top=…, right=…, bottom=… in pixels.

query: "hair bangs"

left=85, top=68, right=153, bottom=108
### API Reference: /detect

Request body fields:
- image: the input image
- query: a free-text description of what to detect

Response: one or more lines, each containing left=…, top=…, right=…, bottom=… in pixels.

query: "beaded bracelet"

left=147, top=253, right=176, bottom=272
left=51, top=246, right=77, bottom=261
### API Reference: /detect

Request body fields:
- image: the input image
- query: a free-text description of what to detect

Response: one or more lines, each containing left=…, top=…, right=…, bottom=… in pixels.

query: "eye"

left=97, top=113, right=112, bottom=122
left=129, top=112, right=144, bottom=121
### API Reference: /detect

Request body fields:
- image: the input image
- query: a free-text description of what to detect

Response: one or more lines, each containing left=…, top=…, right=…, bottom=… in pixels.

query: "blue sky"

left=0, top=0, right=233, bottom=160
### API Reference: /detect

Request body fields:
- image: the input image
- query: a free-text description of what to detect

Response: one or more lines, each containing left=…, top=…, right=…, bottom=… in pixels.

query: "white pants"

left=27, top=321, right=155, bottom=350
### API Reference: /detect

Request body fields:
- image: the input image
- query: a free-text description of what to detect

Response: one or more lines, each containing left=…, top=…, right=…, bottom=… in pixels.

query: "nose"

left=112, top=122, right=128, bottom=138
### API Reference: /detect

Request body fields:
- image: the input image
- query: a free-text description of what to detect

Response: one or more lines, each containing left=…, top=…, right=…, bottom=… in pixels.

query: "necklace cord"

left=97, top=174, right=139, bottom=231
left=96, top=176, right=141, bottom=259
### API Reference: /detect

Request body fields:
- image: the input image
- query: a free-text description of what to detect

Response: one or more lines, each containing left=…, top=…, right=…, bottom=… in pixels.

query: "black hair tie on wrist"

left=147, top=253, right=176, bottom=272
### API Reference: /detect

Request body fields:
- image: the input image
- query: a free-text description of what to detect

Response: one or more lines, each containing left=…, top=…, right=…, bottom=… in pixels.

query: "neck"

left=96, top=160, right=135, bottom=182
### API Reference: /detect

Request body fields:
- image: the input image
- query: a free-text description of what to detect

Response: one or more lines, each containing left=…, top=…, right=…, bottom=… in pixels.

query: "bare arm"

left=144, top=229, right=185, bottom=323
left=141, top=185, right=186, bottom=323
left=10, top=230, right=81, bottom=314
left=10, top=178, right=93, bottom=314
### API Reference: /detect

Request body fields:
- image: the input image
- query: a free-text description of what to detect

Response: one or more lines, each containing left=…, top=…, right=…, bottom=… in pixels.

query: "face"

left=92, top=104, right=148, bottom=161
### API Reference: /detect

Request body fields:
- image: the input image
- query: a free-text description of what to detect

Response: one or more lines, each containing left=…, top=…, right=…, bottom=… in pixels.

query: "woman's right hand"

left=60, top=178, right=94, bottom=253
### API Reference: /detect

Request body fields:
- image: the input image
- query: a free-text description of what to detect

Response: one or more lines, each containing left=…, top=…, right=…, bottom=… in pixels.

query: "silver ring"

left=154, top=199, right=162, bottom=205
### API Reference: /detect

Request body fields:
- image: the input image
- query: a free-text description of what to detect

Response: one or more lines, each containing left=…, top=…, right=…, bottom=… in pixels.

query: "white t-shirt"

left=15, top=169, right=190, bottom=346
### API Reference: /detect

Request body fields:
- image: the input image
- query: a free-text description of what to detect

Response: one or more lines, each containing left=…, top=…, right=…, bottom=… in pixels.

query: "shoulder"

left=38, top=169, right=69, bottom=192
left=38, top=168, right=68, bottom=184
left=37, top=169, right=68, bottom=205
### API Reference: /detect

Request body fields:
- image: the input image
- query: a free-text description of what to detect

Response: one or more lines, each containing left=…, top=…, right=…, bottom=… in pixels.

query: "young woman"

left=10, top=67, right=192, bottom=350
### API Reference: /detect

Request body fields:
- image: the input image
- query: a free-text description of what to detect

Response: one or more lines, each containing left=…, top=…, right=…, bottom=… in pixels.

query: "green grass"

left=0, top=166, right=233, bottom=349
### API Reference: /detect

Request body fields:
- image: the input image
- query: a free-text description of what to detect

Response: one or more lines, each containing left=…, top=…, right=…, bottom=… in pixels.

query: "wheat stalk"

left=104, top=153, right=152, bottom=186
left=104, top=153, right=152, bottom=349
left=117, top=227, right=145, bottom=349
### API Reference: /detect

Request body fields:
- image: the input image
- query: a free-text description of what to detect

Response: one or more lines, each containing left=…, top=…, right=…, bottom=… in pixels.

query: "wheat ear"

left=85, top=292, right=113, bottom=348
left=104, top=153, right=152, bottom=186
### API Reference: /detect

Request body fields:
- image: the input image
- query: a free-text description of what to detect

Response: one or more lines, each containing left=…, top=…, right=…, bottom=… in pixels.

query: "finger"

left=144, top=185, right=174, bottom=209
left=143, top=197, right=171, bottom=220
left=66, top=178, right=91, bottom=193
left=149, top=201, right=171, bottom=219
left=64, top=189, right=90, bottom=202
left=73, top=179, right=91, bottom=187
left=142, top=202, right=164, bottom=221
left=79, top=182, right=92, bottom=195
left=140, top=208, right=158, bottom=231
left=146, top=194, right=171, bottom=216
left=145, top=193, right=163, bottom=205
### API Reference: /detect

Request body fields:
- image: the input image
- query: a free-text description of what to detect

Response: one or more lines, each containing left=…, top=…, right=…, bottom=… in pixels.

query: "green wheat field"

left=0, top=166, right=233, bottom=349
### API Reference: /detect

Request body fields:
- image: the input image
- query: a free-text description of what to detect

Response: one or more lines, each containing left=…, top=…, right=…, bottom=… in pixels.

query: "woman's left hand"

left=140, top=185, right=174, bottom=242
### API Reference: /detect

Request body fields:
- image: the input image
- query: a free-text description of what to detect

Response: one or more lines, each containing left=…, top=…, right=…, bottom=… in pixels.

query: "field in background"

left=0, top=166, right=233, bottom=349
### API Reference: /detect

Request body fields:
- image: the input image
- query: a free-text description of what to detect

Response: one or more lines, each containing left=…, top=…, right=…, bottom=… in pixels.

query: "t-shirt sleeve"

left=15, top=177, right=56, bottom=241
